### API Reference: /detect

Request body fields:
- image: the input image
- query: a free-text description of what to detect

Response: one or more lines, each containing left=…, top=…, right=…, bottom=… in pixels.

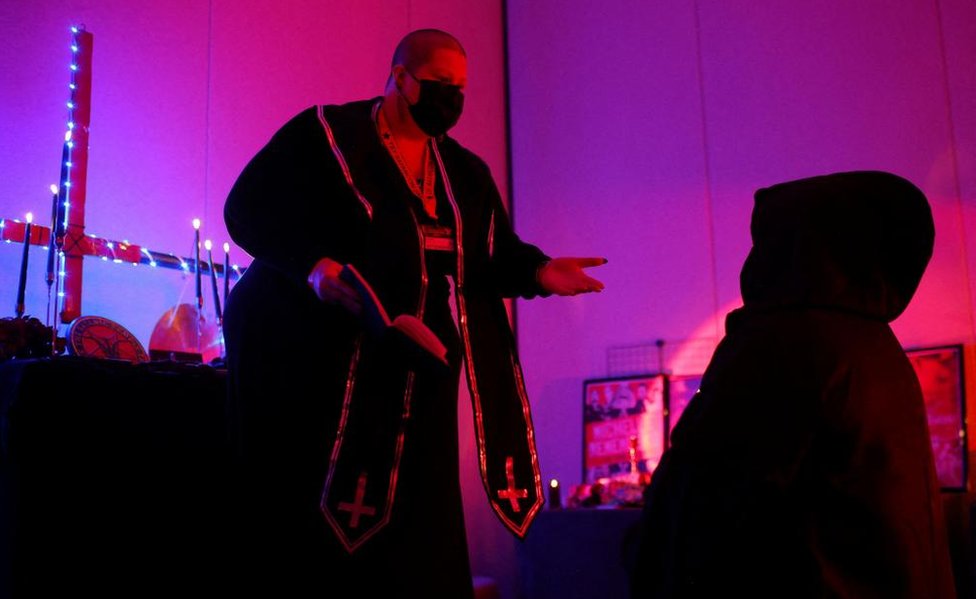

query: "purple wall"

left=508, top=0, right=976, bottom=506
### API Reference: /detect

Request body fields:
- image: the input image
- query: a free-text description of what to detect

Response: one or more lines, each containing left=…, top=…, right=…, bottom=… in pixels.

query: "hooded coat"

left=630, top=171, right=955, bottom=598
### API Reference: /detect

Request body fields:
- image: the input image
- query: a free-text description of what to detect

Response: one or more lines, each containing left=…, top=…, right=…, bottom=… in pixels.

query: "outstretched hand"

left=538, top=257, right=607, bottom=296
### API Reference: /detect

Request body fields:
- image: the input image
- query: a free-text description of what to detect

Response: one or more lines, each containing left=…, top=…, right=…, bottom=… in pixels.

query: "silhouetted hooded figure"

left=630, top=171, right=955, bottom=598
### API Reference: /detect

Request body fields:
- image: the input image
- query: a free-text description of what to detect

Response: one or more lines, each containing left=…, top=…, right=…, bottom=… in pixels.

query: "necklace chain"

left=375, top=101, right=437, bottom=219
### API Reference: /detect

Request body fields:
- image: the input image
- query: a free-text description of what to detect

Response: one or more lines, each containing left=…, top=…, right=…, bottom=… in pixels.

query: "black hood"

left=738, top=170, right=934, bottom=323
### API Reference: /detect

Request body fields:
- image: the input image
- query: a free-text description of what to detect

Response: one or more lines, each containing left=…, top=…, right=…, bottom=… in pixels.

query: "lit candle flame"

left=549, top=479, right=559, bottom=489
left=192, top=218, right=201, bottom=230
left=49, top=184, right=58, bottom=195
left=223, top=242, right=230, bottom=253
left=25, top=212, right=33, bottom=224
left=204, top=239, right=212, bottom=251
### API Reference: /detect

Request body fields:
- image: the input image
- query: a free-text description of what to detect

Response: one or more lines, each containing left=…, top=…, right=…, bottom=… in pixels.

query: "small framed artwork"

left=583, top=374, right=667, bottom=483
left=906, top=345, right=968, bottom=491
left=666, top=374, right=703, bottom=439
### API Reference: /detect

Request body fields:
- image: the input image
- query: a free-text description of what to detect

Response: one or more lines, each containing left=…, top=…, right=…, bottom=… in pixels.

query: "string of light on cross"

left=337, top=472, right=376, bottom=529
left=56, top=25, right=93, bottom=324
left=497, top=456, right=528, bottom=512
left=1, top=219, right=239, bottom=310
left=0, top=27, right=242, bottom=326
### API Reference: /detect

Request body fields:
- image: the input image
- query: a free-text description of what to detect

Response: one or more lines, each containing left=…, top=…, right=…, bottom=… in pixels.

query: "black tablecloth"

left=0, top=357, right=232, bottom=597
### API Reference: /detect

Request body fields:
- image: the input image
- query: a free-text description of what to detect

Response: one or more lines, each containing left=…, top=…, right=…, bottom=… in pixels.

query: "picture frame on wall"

left=582, top=374, right=667, bottom=484
left=580, top=346, right=967, bottom=493
left=666, top=374, right=703, bottom=438
left=906, top=344, right=968, bottom=492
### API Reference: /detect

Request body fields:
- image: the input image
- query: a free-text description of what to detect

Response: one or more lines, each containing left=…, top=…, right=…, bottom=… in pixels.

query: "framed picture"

left=906, top=345, right=968, bottom=491
left=666, top=374, right=703, bottom=438
left=583, top=374, right=666, bottom=483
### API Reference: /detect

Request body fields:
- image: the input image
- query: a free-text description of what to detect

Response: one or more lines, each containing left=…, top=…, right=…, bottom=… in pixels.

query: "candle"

left=222, top=242, right=230, bottom=309
left=205, top=240, right=222, bottom=321
left=55, top=132, right=71, bottom=241
left=46, top=185, right=59, bottom=287
left=56, top=136, right=68, bottom=217
left=548, top=478, right=561, bottom=510
left=629, top=435, right=639, bottom=476
left=15, top=212, right=34, bottom=318
left=192, top=218, right=202, bottom=310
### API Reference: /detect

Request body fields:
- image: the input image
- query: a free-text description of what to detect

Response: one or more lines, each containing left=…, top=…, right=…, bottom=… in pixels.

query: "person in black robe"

left=629, top=171, right=956, bottom=598
left=222, top=29, right=605, bottom=597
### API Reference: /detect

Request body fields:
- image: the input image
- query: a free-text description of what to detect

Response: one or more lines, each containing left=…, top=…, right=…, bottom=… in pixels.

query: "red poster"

left=583, top=375, right=666, bottom=483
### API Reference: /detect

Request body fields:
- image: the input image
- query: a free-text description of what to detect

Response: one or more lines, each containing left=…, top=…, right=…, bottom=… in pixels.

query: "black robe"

left=630, top=171, right=956, bottom=598
left=222, top=99, right=549, bottom=597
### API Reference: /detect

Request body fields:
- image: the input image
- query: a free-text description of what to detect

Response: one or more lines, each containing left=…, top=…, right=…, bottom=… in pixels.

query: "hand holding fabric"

left=538, top=257, right=607, bottom=296
left=307, top=257, right=363, bottom=315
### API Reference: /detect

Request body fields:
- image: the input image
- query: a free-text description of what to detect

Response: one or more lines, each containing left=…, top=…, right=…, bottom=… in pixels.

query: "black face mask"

left=402, top=70, right=464, bottom=137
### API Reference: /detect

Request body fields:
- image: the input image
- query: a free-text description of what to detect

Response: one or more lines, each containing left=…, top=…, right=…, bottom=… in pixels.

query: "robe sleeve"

left=484, top=173, right=551, bottom=299
left=224, top=107, right=334, bottom=287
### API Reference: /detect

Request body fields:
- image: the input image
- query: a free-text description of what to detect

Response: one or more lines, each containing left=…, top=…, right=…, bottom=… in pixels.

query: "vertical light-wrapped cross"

left=58, top=26, right=94, bottom=324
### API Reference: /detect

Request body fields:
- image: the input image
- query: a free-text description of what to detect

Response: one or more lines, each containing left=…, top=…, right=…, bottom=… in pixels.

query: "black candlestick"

left=207, top=242, right=222, bottom=321
left=193, top=219, right=202, bottom=311
left=223, top=243, right=230, bottom=310
left=16, top=216, right=33, bottom=317
left=46, top=187, right=59, bottom=288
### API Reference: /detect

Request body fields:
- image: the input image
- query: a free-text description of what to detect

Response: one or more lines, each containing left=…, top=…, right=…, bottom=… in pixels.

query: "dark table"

left=517, top=508, right=642, bottom=599
left=0, top=356, right=232, bottom=598
left=519, top=500, right=976, bottom=599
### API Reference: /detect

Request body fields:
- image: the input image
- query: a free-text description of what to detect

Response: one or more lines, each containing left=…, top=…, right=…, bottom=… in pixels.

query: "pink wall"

left=508, top=0, right=976, bottom=500
left=0, top=0, right=514, bottom=593
left=0, top=0, right=508, bottom=340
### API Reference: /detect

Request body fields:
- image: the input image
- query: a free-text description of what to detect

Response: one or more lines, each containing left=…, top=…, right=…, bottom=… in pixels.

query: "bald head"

left=384, top=29, right=467, bottom=137
left=391, top=29, right=466, bottom=73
